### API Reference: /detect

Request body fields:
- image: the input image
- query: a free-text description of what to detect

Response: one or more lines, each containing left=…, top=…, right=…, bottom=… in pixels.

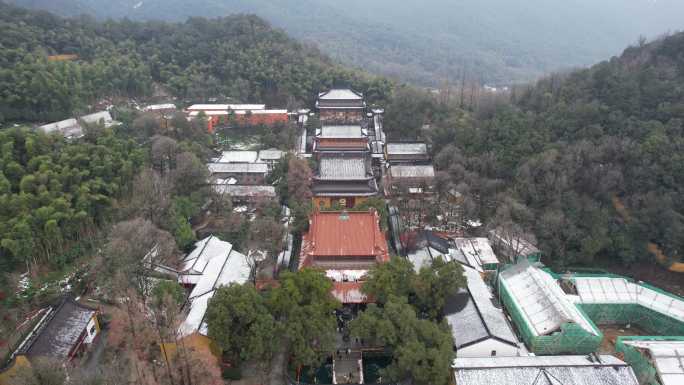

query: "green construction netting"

left=498, top=280, right=603, bottom=355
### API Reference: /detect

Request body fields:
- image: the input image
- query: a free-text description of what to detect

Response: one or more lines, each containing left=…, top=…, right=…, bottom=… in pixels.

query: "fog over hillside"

left=8, top=0, right=684, bottom=85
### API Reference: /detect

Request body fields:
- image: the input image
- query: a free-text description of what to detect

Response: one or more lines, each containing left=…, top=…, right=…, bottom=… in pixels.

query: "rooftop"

left=144, top=103, right=176, bottom=111
left=499, top=261, right=599, bottom=337
left=572, top=276, right=684, bottom=323
left=453, top=238, right=499, bottom=271
left=389, top=165, right=435, bottom=178
left=300, top=211, right=389, bottom=260
left=207, top=163, right=268, bottom=174
left=217, top=150, right=259, bottom=163
left=453, top=355, right=638, bottom=385
left=621, top=339, right=684, bottom=385
left=212, top=185, right=276, bottom=198
left=257, top=149, right=284, bottom=161
left=317, top=157, right=370, bottom=180
left=386, top=142, right=428, bottom=155
left=39, top=111, right=117, bottom=138
left=187, top=104, right=266, bottom=111
left=319, top=125, right=365, bottom=138
left=318, top=89, right=364, bottom=101
left=178, top=236, right=251, bottom=336
left=445, top=266, right=519, bottom=350
left=22, top=298, right=96, bottom=361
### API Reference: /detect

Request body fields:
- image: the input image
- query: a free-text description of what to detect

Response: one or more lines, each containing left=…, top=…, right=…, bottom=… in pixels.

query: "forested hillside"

left=420, top=33, right=684, bottom=268
left=8, top=0, right=684, bottom=85
left=0, top=2, right=390, bottom=123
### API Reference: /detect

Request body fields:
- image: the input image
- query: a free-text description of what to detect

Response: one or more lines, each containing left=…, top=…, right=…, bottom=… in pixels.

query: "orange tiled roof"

left=317, top=138, right=367, bottom=149
left=300, top=211, right=389, bottom=268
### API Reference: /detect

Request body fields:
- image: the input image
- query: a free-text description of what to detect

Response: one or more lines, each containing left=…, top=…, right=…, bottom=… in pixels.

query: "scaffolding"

left=567, top=275, right=684, bottom=336
left=615, top=336, right=684, bottom=385
left=497, top=262, right=603, bottom=355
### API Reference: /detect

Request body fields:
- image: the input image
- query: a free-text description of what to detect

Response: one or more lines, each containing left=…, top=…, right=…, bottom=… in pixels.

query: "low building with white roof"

left=385, top=142, right=430, bottom=164
left=38, top=111, right=118, bottom=139
left=177, top=236, right=251, bottom=337
left=497, top=261, right=602, bottom=355
left=257, top=148, right=285, bottom=170
left=616, top=337, right=684, bottom=385
left=453, top=237, right=500, bottom=272
left=386, top=164, right=436, bottom=196
left=207, top=162, right=268, bottom=185
left=217, top=150, right=259, bottom=163
left=453, top=355, right=639, bottom=385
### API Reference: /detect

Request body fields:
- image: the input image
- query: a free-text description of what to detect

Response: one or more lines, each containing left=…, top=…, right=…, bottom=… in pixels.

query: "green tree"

left=412, top=257, right=465, bottom=319
left=206, top=284, right=278, bottom=364
left=266, top=269, right=339, bottom=368
left=350, top=297, right=453, bottom=385
left=362, top=257, right=414, bottom=304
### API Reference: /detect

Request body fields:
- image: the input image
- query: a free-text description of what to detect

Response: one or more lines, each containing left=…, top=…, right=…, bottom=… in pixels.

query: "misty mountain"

left=7, top=0, right=684, bottom=85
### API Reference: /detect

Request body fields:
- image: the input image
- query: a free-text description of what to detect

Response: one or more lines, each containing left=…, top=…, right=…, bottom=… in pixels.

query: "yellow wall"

left=0, top=355, right=31, bottom=385
left=313, top=196, right=368, bottom=210
left=160, top=333, right=220, bottom=362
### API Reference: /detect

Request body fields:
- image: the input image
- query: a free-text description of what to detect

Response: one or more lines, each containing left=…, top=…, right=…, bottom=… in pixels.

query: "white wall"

left=457, top=338, right=523, bottom=358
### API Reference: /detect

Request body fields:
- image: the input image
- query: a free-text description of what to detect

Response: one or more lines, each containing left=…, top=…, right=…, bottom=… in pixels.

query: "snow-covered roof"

left=320, top=125, right=365, bottom=138
left=453, top=355, right=638, bottom=385
left=207, top=163, right=268, bottom=174
left=573, top=277, right=684, bottom=323
left=218, top=151, right=259, bottom=163
left=257, top=149, right=284, bottom=161
left=22, top=298, right=97, bottom=361
left=407, top=247, right=434, bottom=273
left=318, top=157, right=369, bottom=180
left=181, top=236, right=233, bottom=275
left=178, top=236, right=251, bottom=337
left=39, top=118, right=82, bottom=138
left=39, top=111, right=116, bottom=138
left=390, top=165, right=435, bottom=178
left=212, top=185, right=276, bottom=198
left=386, top=142, right=428, bottom=155
left=144, top=103, right=176, bottom=111
left=453, top=238, right=499, bottom=270
left=499, top=262, right=599, bottom=337
left=187, top=104, right=266, bottom=111
left=445, top=266, right=519, bottom=350
left=621, top=339, right=684, bottom=385
left=80, top=111, right=115, bottom=126
left=318, top=89, right=363, bottom=100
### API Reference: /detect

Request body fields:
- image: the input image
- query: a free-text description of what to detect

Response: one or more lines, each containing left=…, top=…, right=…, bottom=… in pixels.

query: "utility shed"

left=616, top=337, right=684, bottom=385
left=497, top=261, right=602, bottom=355
left=453, top=355, right=639, bottom=385
left=453, top=237, right=500, bottom=272
left=568, top=275, right=684, bottom=336
left=446, top=266, right=524, bottom=357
